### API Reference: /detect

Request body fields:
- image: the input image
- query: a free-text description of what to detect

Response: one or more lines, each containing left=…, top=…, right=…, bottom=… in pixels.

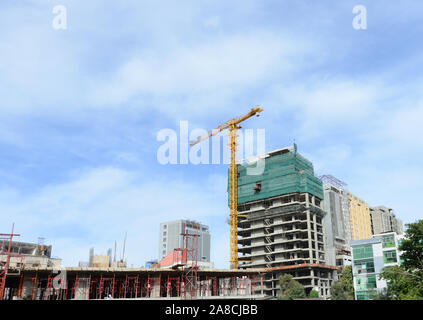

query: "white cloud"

left=1, top=166, right=229, bottom=268
left=265, top=77, right=386, bottom=140
left=88, top=31, right=310, bottom=109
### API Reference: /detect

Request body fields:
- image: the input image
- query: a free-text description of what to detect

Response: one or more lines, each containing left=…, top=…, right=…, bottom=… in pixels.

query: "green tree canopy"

left=399, top=220, right=423, bottom=270
left=278, top=274, right=306, bottom=300
left=330, top=265, right=354, bottom=300
left=309, top=289, right=319, bottom=298
left=379, top=220, right=423, bottom=300
left=379, top=265, right=423, bottom=300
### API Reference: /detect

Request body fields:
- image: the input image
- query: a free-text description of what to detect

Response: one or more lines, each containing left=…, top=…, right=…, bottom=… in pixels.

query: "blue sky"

left=1, top=0, right=422, bottom=268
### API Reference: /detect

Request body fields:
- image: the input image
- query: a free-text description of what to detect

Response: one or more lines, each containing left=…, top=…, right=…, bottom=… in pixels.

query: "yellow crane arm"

left=232, top=106, right=263, bottom=126
left=189, top=106, right=263, bottom=146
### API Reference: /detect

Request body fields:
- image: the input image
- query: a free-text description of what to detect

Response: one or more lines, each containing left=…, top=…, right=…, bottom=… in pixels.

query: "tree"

left=330, top=265, right=354, bottom=300
left=379, top=220, right=423, bottom=300
left=379, top=265, right=423, bottom=300
left=399, top=220, right=423, bottom=270
left=309, top=290, right=319, bottom=298
left=278, top=274, right=306, bottom=300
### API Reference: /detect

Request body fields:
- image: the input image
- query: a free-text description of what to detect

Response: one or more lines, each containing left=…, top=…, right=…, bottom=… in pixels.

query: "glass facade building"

left=350, top=232, right=403, bottom=300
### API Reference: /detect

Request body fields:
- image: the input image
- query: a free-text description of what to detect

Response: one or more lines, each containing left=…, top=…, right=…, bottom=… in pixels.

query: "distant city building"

left=370, top=206, right=404, bottom=235
left=321, top=176, right=352, bottom=267
left=350, top=232, right=403, bottom=300
left=158, top=220, right=211, bottom=263
left=346, top=192, right=372, bottom=240
left=0, top=241, right=61, bottom=269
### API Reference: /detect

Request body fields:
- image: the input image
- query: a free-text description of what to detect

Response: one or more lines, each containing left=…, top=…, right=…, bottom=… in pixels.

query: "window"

left=384, top=250, right=397, bottom=264
left=353, top=259, right=375, bottom=274
left=353, top=245, right=373, bottom=260
left=356, top=276, right=377, bottom=290
left=382, top=235, right=395, bottom=248
left=356, top=291, right=369, bottom=300
left=254, top=181, right=262, bottom=193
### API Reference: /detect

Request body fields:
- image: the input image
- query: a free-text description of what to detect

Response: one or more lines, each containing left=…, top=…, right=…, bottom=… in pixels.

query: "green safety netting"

left=228, top=147, right=324, bottom=205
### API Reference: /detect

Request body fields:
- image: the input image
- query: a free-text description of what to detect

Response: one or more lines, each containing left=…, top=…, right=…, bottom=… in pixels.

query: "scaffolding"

left=3, top=268, right=265, bottom=300
left=180, top=221, right=200, bottom=299
left=0, top=224, right=22, bottom=300
left=318, top=174, right=347, bottom=188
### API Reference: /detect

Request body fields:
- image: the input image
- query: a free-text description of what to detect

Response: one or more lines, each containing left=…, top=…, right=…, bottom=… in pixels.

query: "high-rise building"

left=350, top=232, right=404, bottom=300
left=235, top=145, right=339, bottom=299
left=370, top=206, right=404, bottom=235
left=158, top=220, right=211, bottom=263
left=346, top=192, right=372, bottom=240
left=320, top=175, right=352, bottom=267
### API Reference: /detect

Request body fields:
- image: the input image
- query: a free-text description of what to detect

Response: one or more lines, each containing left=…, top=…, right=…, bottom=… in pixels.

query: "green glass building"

left=350, top=232, right=403, bottom=300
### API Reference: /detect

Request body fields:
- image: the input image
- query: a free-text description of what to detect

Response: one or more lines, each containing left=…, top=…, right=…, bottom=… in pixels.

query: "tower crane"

left=190, top=106, right=263, bottom=269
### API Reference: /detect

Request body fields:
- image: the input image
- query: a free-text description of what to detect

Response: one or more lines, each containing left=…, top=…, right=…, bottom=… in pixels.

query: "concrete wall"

left=322, top=183, right=351, bottom=267
left=90, top=255, right=110, bottom=268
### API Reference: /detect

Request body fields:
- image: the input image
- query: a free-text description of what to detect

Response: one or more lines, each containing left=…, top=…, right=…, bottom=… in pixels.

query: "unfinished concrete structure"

left=235, top=145, right=339, bottom=299
left=1, top=267, right=265, bottom=300
left=370, top=206, right=404, bottom=236
left=320, top=175, right=352, bottom=267
left=88, top=248, right=112, bottom=268
left=87, top=247, right=128, bottom=268
left=0, top=241, right=61, bottom=269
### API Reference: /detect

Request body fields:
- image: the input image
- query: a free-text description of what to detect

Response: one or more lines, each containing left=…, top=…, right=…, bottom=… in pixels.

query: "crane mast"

left=190, top=106, right=263, bottom=269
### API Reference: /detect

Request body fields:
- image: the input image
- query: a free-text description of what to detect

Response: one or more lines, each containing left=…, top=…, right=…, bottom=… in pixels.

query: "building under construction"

left=235, top=145, right=340, bottom=298
left=320, top=175, right=352, bottom=268
left=1, top=266, right=265, bottom=300
left=0, top=241, right=61, bottom=269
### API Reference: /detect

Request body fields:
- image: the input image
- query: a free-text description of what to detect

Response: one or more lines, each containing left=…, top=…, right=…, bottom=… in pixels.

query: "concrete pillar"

left=307, top=210, right=313, bottom=264
left=75, top=279, right=89, bottom=300
left=152, top=279, right=160, bottom=298
left=22, top=280, right=34, bottom=300
left=313, top=213, right=318, bottom=263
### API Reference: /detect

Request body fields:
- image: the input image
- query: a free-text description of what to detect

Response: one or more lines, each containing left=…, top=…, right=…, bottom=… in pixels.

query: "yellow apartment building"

left=346, top=192, right=372, bottom=240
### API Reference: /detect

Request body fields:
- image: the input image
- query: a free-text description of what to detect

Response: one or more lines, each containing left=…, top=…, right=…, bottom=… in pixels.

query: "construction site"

left=1, top=267, right=265, bottom=300
left=1, top=107, right=342, bottom=300
left=0, top=222, right=266, bottom=300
